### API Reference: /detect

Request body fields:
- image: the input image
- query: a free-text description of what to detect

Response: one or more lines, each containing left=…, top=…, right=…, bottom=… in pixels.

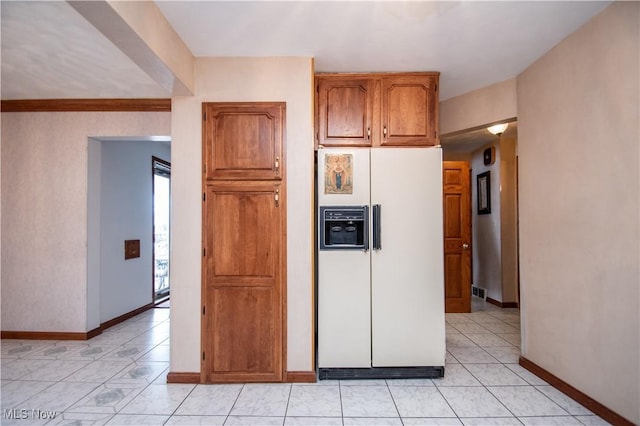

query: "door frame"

left=152, top=156, right=171, bottom=304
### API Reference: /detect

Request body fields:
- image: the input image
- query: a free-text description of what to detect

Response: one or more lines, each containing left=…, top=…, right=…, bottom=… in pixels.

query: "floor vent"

left=472, top=285, right=486, bottom=299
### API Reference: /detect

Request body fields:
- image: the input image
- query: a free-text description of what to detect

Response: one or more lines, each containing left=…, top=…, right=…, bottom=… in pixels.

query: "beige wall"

left=442, top=150, right=471, bottom=162
left=440, top=79, right=517, bottom=135
left=1, top=111, right=170, bottom=332
left=170, top=57, right=314, bottom=373
left=517, top=2, right=639, bottom=423
left=471, top=141, right=502, bottom=301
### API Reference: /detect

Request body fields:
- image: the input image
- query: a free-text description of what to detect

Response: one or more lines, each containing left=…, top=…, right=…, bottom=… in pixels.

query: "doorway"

left=153, top=157, right=171, bottom=303
left=441, top=121, right=520, bottom=312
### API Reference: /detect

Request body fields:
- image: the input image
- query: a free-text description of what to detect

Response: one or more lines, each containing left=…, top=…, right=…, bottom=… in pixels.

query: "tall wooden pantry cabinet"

left=201, top=102, right=286, bottom=383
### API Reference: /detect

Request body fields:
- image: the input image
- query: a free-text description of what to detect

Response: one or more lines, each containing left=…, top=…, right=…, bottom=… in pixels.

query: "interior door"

left=443, top=161, right=471, bottom=313
left=202, top=181, right=284, bottom=382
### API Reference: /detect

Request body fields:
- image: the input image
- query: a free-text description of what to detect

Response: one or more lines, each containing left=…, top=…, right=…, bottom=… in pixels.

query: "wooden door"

left=316, top=77, right=375, bottom=147
left=203, top=102, right=284, bottom=181
left=380, top=74, right=438, bottom=146
left=443, top=161, right=471, bottom=313
left=202, top=181, right=285, bottom=382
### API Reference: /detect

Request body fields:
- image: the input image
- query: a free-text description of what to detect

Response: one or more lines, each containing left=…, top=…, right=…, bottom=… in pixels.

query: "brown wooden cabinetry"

left=315, top=73, right=439, bottom=148
left=316, top=77, right=375, bottom=147
left=203, top=102, right=284, bottom=180
left=201, top=102, right=286, bottom=383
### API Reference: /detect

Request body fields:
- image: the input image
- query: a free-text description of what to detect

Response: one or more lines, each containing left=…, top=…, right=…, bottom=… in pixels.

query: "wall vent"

left=472, top=285, right=486, bottom=299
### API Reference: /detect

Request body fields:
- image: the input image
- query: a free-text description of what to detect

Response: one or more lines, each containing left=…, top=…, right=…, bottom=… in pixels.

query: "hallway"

left=1, top=303, right=610, bottom=425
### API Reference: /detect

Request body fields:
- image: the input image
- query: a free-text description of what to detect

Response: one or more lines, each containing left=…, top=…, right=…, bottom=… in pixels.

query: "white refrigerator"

left=317, top=147, right=445, bottom=378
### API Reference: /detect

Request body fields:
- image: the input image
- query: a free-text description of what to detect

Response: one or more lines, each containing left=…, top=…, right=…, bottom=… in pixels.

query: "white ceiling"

left=1, top=1, right=609, bottom=102
left=155, top=0, right=608, bottom=100
left=0, top=1, right=607, bottom=151
left=0, top=1, right=168, bottom=100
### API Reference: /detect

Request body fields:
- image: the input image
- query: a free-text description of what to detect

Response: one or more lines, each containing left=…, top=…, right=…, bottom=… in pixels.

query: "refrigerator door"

left=317, top=148, right=372, bottom=368
left=370, top=147, right=445, bottom=367
left=317, top=148, right=370, bottom=206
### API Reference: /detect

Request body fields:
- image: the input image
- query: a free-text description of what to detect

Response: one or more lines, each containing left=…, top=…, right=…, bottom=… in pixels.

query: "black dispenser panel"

left=319, top=206, right=368, bottom=250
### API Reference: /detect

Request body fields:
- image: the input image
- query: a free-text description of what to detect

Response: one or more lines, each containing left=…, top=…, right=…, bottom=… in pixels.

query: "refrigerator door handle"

left=372, top=204, right=381, bottom=250
left=362, top=205, right=369, bottom=252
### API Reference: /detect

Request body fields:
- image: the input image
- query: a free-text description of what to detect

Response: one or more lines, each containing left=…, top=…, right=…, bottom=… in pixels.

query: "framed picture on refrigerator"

left=477, top=171, right=491, bottom=215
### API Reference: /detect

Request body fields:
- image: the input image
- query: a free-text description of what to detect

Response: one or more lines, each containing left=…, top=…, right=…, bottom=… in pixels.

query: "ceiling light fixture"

left=487, top=123, right=508, bottom=136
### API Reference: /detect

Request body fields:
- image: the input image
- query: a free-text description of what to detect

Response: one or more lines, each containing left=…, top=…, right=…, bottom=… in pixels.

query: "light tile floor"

left=1, top=299, right=610, bottom=425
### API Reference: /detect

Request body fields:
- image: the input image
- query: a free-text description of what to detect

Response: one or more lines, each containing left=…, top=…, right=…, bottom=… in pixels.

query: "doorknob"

left=462, top=243, right=470, bottom=250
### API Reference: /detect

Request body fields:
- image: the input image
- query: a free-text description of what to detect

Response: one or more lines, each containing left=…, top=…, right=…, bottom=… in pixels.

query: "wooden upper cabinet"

left=380, top=75, right=438, bottom=146
left=315, top=73, right=439, bottom=148
left=316, top=78, right=375, bottom=147
left=203, top=102, right=284, bottom=180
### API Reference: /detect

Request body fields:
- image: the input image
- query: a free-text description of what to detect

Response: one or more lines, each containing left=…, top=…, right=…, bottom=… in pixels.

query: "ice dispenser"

left=319, top=206, right=368, bottom=250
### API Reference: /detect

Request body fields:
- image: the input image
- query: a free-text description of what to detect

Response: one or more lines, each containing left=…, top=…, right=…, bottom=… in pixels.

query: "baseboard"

left=486, top=297, right=519, bottom=309
left=166, top=371, right=317, bottom=384
left=0, top=331, right=92, bottom=340
left=100, top=303, right=155, bottom=331
left=1, top=303, right=155, bottom=341
left=519, top=356, right=634, bottom=426
left=285, top=371, right=317, bottom=383
left=87, top=327, right=102, bottom=339
left=167, top=372, right=200, bottom=384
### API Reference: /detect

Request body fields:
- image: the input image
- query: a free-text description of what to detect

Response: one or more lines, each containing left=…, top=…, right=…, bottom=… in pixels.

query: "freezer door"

left=370, top=147, right=446, bottom=367
left=317, top=148, right=372, bottom=368
left=317, top=249, right=372, bottom=368
left=317, top=148, right=371, bottom=206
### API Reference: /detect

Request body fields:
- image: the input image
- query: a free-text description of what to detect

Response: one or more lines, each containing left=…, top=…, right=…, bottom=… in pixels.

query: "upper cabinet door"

left=315, top=73, right=440, bottom=148
left=316, top=77, right=375, bottom=147
left=380, top=74, right=439, bottom=146
left=203, top=102, right=284, bottom=180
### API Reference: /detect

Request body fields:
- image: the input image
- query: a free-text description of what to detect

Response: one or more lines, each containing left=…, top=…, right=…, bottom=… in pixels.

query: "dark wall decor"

left=483, top=147, right=495, bottom=166
left=477, top=171, right=491, bottom=215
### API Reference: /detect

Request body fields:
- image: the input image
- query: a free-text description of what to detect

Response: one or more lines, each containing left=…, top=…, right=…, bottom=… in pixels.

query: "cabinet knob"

left=367, top=127, right=371, bottom=139
left=383, top=126, right=387, bottom=138
left=275, top=156, right=280, bottom=171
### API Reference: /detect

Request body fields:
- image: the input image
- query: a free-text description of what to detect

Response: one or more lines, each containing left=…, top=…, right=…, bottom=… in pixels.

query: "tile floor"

left=1, top=298, right=610, bottom=425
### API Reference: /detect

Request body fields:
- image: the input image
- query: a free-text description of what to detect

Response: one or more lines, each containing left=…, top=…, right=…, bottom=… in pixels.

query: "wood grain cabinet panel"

left=211, top=287, right=279, bottom=376
left=315, top=73, right=439, bottom=148
left=203, top=102, right=284, bottom=180
left=316, top=78, right=375, bottom=147
left=202, top=181, right=285, bottom=383
left=380, top=75, right=438, bottom=146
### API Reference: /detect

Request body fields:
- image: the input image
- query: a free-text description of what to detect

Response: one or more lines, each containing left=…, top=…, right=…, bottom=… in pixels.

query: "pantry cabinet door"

left=202, top=181, right=285, bottom=383
left=203, top=102, right=284, bottom=180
